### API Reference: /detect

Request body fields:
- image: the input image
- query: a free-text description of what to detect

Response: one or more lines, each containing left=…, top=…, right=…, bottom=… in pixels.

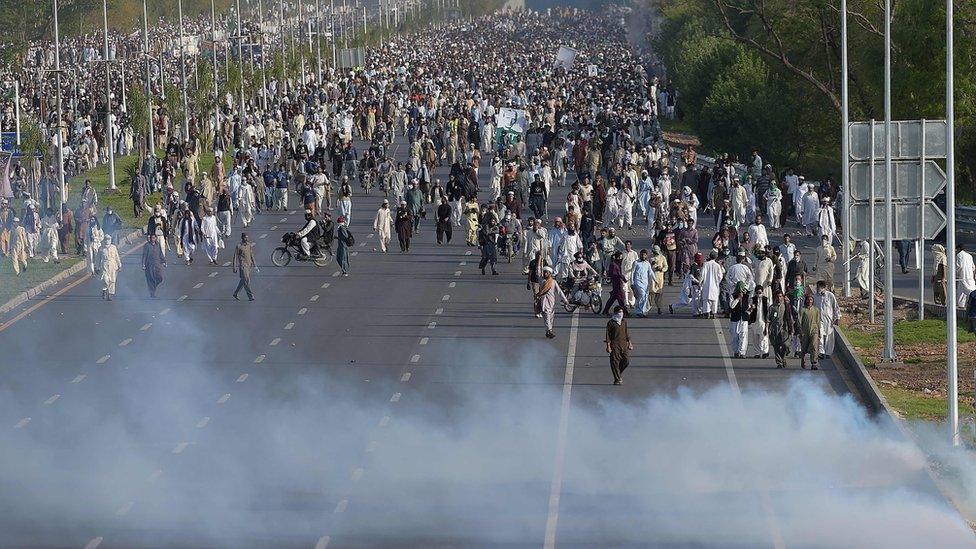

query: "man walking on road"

left=605, top=306, right=632, bottom=385
left=373, top=199, right=392, bottom=253
left=233, top=233, right=256, bottom=301
left=798, top=294, right=821, bottom=369
left=142, top=234, right=166, bottom=298
left=535, top=266, right=567, bottom=339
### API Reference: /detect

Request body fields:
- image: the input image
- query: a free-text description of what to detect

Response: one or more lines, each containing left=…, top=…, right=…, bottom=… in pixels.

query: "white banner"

left=496, top=108, right=527, bottom=133
left=554, top=46, right=578, bottom=70
left=587, top=64, right=598, bottom=77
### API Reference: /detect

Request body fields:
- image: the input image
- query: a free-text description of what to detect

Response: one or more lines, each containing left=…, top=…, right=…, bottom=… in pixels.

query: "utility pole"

left=179, top=0, right=190, bottom=142
left=279, top=0, right=287, bottom=103
left=331, top=0, right=338, bottom=68
left=945, top=0, right=960, bottom=446
left=841, top=0, right=851, bottom=298
left=316, top=0, right=323, bottom=82
left=142, top=0, right=154, bottom=153
left=258, top=0, right=268, bottom=110
left=53, top=0, right=66, bottom=203
left=882, top=0, right=895, bottom=361
left=237, top=0, right=246, bottom=118
left=211, top=0, right=220, bottom=109
left=102, top=0, right=116, bottom=190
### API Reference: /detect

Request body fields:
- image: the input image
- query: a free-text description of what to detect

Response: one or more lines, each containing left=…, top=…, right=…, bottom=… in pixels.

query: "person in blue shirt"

left=274, top=166, right=290, bottom=211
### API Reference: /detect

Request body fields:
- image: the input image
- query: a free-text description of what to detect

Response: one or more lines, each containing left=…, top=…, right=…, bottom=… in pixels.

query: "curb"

left=834, top=329, right=975, bottom=531
left=0, top=228, right=144, bottom=317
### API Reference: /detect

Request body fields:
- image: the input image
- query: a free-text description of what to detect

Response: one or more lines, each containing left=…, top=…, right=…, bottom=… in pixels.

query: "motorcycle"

left=562, top=276, right=603, bottom=314
left=271, top=232, right=333, bottom=267
left=497, top=229, right=520, bottom=263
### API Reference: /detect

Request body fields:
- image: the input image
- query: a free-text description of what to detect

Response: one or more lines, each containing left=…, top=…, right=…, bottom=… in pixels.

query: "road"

left=0, top=146, right=973, bottom=548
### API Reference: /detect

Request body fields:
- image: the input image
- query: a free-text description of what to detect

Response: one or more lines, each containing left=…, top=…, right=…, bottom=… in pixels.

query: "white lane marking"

left=172, top=442, right=188, bottom=454
left=321, top=282, right=331, bottom=289
left=44, top=394, right=60, bottom=405
left=193, top=283, right=204, bottom=289
left=334, top=499, right=348, bottom=513
left=116, top=501, right=134, bottom=516
left=365, top=441, right=378, bottom=453
left=97, top=355, right=111, bottom=364
left=427, top=322, right=437, bottom=329
left=351, top=251, right=359, bottom=256
left=84, top=537, right=104, bottom=549
left=119, top=338, right=132, bottom=347
left=314, top=536, right=331, bottom=549
left=298, top=308, right=308, bottom=315
left=310, top=295, right=320, bottom=302
left=147, top=469, right=163, bottom=483
left=449, top=282, right=456, bottom=288
left=378, top=416, right=391, bottom=427
left=442, top=295, right=450, bottom=301
left=368, top=233, right=375, bottom=238
left=419, top=338, right=429, bottom=346
left=71, top=374, right=86, bottom=384
left=14, top=417, right=31, bottom=429
left=454, top=271, right=462, bottom=276
left=159, top=308, right=171, bottom=315
left=270, top=338, right=281, bottom=346
left=209, top=271, right=218, bottom=278
left=435, top=308, right=443, bottom=315
left=400, top=373, right=412, bottom=382
left=390, top=393, right=401, bottom=403
left=279, top=218, right=287, bottom=223
left=359, top=241, right=366, bottom=247
left=236, top=374, right=249, bottom=383
left=222, top=261, right=232, bottom=267
left=459, top=261, right=467, bottom=266
left=196, top=417, right=210, bottom=429
left=254, top=355, right=266, bottom=363
left=544, top=312, right=580, bottom=549
left=140, top=323, right=153, bottom=331
left=465, top=250, right=472, bottom=256
left=259, top=233, right=268, bottom=239
left=271, top=226, right=279, bottom=230
left=351, top=468, right=364, bottom=481
left=410, top=354, right=420, bottom=363
left=217, top=393, right=231, bottom=404
left=332, top=270, right=341, bottom=277
left=177, top=295, right=188, bottom=302
left=712, top=318, right=741, bottom=393
left=285, top=322, right=295, bottom=330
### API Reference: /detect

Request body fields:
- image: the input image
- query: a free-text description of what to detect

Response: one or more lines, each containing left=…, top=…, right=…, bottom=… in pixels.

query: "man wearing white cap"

left=373, top=199, right=393, bottom=253
left=534, top=266, right=567, bottom=339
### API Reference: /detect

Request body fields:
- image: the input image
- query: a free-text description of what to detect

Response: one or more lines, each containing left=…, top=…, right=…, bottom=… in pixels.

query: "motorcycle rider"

left=566, top=251, right=599, bottom=303
left=296, top=209, right=321, bottom=257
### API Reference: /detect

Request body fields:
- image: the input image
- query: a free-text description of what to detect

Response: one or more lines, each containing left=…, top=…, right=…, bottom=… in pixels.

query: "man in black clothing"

left=479, top=217, right=499, bottom=275
left=786, top=250, right=808, bottom=287
left=436, top=196, right=452, bottom=245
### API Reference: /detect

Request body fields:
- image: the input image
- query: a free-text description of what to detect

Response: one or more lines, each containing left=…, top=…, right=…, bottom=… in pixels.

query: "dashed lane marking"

left=222, top=261, right=231, bottom=267
left=310, top=295, right=320, bottom=302
left=217, top=394, right=231, bottom=404
left=419, top=338, right=429, bottom=346
left=270, top=338, right=281, bottom=346
left=177, top=295, right=188, bottom=302
left=298, top=308, right=308, bottom=315
left=378, top=416, right=390, bottom=427
left=259, top=233, right=268, bottom=239
left=116, top=501, right=134, bottom=516
left=71, top=374, right=86, bottom=384
left=321, top=282, right=331, bottom=289
left=96, top=355, right=111, bottom=364
left=285, top=322, right=295, bottom=330
left=279, top=218, right=287, bottom=223
left=159, top=308, right=171, bottom=315
left=459, top=261, right=467, bottom=266
left=315, top=536, right=331, bottom=549
left=435, top=308, right=443, bottom=315
left=271, top=226, right=278, bottom=230
left=454, top=271, right=462, bottom=276
left=172, top=442, right=188, bottom=454
left=14, top=417, right=30, bottom=429
left=390, top=393, right=401, bottom=403
left=119, top=338, right=132, bottom=347
left=193, top=283, right=204, bottom=289
left=84, top=537, right=103, bottom=549
left=43, top=394, right=60, bottom=405
left=334, top=499, right=348, bottom=513
left=410, top=354, right=420, bottom=363
left=196, top=417, right=210, bottom=429
left=401, top=373, right=412, bottom=382
left=449, top=282, right=456, bottom=288
left=465, top=250, right=472, bottom=256
left=442, top=295, right=450, bottom=301
left=140, top=323, right=152, bottom=331
left=236, top=374, right=249, bottom=383
left=427, top=322, right=437, bottom=329
left=359, top=242, right=366, bottom=247
left=254, top=355, right=266, bottom=363
left=332, top=270, right=341, bottom=277
left=209, top=271, right=218, bottom=278
left=351, top=251, right=358, bottom=257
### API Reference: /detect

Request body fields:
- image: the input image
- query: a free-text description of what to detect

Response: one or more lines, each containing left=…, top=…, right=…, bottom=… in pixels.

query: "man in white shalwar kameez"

left=817, top=198, right=836, bottom=244
left=238, top=183, right=255, bottom=228
left=373, top=200, right=393, bottom=253
left=96, top=235, right=121, bottom=300
left=701, top=251, right=725, bottom=318
left=814, top=280, right=840, bottom=357
left=747, top=217, right=769, bottom=251
left=956, top=244, right=976, bottom=308
left=800, top=184, right=820, bottom=235
left=201, top=208, right=222, bottom=264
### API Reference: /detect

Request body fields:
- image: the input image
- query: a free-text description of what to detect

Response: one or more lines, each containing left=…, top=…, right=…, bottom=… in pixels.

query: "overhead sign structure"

left=849, top=201, right=947, bottom=240
left=849, top=119, right=948, bottom=161
left=553, top=46, right=577, bottom=70
left=848, top=160, right=948, bottom=201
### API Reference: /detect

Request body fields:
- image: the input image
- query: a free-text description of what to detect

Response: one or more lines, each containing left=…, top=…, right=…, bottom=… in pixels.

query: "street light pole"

left=945, top=0, right=960, bottom=446
left=882, top=0, right=895, bottom=362
left=211, top=0, right=220, bottom=109
left=237, top=0, right=246, bottom=118
left=841, top=0, right=851, bottom=298
left=102, top=0, right=116, bottom=191
left=257, top=0, right=268, bottom=111
left=179, top=0, right=190, bottom=142
left=53, top=0, right=66, bottom=204
left=316, top=0, right=323, bottom=82
left=142, top=0, right=155, bottom=154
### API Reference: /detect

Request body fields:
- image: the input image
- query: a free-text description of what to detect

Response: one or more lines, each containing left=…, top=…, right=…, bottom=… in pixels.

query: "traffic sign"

left=849, top=201, right=947, bottom=240
left=849, top=119, right=948, bottom=161
left=849, top=160, right=947, bottom=201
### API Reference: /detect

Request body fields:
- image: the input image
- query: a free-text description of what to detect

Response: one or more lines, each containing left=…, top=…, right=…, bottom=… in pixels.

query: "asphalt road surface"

left=1, top=147, right=972, bottom=548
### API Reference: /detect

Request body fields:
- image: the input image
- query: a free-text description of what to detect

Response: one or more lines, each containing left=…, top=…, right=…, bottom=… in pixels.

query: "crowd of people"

left=0, top=4, right=968, bottom=380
